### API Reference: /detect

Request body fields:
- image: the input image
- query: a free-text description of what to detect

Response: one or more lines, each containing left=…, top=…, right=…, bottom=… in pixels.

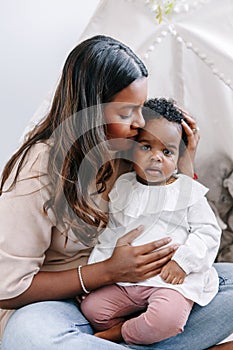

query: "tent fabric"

left=27, top=0, right=233, bottom=262
left=80, top=0, right=233, bottom=161
left=80, top=0, right=233, bottom=263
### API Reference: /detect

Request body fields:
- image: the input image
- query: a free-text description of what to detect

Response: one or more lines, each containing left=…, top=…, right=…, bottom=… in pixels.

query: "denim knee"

left=2, top=301, right=132, bottom=350
left=2, top=301, right=91, bottom=350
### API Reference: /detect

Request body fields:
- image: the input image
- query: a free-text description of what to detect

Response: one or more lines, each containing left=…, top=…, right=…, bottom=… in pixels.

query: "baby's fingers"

left=160, top=268, right=169, bottom=281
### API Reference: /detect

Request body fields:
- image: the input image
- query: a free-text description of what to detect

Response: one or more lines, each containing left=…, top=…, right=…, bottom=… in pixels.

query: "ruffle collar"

left=109, top=172, right=208, bottom=218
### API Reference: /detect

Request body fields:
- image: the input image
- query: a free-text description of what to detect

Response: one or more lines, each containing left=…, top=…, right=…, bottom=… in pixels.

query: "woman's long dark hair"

left=0, top=35, right=148, bottom=246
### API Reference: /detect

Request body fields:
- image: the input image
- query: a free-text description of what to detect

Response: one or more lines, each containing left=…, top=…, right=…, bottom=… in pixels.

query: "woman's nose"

left=131, top=111, right=145, bottom=128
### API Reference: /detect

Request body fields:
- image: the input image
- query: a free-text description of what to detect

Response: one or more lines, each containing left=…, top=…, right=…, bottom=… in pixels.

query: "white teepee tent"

left=80, top=0, right=233, bottom=164
left=28, top=0, right=233, bottom=263
left=79, top=0, right=233, bottom=264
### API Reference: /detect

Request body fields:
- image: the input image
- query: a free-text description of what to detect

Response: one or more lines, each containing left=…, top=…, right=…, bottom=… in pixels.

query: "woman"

left=0, top=35, right=232, bottom=350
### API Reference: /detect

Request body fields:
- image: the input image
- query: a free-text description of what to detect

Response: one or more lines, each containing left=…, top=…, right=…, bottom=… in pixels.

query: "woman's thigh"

left=125, top=263, right=233, bottom=350
left=3, top=263, right=233, bottom=350
left=1, top=299, right=127, bottom=350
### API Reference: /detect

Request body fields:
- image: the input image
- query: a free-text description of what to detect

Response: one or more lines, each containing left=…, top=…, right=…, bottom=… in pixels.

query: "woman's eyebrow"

left=137, top=139, right=150, bottom=143
left=119, top=103, right=142, bottom=109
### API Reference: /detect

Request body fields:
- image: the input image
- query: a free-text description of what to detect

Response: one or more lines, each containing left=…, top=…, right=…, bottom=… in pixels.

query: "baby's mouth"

left=145, top=167, right=162, bottom=176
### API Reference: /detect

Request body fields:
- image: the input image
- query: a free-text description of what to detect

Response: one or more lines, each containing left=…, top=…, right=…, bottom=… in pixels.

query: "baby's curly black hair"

left=142, top=97, right=189, bottom=155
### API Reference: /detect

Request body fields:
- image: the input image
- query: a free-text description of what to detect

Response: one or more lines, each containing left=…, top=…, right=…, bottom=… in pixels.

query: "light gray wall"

left=0, top=0, right=100, bottom=172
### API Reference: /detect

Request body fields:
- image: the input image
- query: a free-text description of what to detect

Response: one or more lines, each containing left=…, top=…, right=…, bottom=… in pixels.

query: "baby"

left=80, top=98, right=221, bottom=345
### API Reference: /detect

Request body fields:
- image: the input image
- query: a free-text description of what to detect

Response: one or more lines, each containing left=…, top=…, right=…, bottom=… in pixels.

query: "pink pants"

left=81, top=284, right=194, bottom=345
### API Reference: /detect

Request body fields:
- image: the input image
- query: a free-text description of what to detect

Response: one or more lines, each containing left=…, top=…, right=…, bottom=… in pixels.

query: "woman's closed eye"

left=120, top=115, right=131, bottom=120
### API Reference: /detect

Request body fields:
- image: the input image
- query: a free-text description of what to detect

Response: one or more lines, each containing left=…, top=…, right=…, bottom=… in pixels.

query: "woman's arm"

left=0, top=228, right=176, bottom=310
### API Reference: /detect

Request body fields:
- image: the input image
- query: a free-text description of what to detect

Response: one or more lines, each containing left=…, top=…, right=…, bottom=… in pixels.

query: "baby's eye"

left=163, top=148, right=173, bottom=156
left=140, top=144, right=151, bottom=151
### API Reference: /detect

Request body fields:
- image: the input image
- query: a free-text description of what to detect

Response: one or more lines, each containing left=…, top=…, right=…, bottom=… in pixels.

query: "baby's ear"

left=223, top=171, right=233, bottom=198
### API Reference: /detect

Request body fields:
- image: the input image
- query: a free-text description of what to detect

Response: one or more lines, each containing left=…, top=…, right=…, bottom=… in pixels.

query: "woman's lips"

left=127, top=135, right=137, bottom=141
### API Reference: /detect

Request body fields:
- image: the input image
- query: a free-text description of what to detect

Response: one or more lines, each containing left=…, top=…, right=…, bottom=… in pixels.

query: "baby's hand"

left=160, top=260, right=186, bottom=284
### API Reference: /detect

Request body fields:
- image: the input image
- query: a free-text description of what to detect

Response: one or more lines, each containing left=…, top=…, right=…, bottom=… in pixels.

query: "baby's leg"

left=80, top=284, right=145, bottom=332
left=121, top=287, right=194, bottom=345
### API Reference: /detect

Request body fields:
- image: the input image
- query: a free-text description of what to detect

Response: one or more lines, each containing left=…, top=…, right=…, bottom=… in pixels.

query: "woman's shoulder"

left=20, top=141, right=52, bottom=177
left=2, top=141, right=52, bottom=194
left=13, top=142, right=51, bottom=180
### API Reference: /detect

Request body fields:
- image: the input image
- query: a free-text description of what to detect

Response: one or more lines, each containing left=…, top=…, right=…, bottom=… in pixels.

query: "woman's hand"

left=177, top=109, right=200, bottom=177
left=105, top=226, right=178, bottom=284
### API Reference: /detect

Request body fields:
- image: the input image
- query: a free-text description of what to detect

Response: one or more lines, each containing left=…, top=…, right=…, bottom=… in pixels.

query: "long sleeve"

left=172, top=196, right=222, bottom=275
left=0, top=143, right=56, bottom=299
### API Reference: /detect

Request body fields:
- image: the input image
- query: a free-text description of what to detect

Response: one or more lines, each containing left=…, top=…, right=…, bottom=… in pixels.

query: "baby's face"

left=133, top=118, right=182, bottom=185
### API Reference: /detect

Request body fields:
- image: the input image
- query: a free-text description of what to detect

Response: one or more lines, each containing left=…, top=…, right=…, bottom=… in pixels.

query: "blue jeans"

left=2, top=263, right=233, bottom=350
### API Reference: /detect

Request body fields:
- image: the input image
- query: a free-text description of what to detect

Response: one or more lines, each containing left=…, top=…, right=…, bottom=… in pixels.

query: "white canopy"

left=80, top=0, right=233, bottom=266
left=80, top=0, right=233, bottom=165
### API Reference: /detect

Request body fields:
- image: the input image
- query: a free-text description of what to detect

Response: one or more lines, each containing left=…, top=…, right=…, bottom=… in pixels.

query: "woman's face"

left=104, top=77, right=147, bottom=150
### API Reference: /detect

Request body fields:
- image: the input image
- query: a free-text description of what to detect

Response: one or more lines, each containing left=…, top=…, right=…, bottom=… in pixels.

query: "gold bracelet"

left=78, top=265, right=90, bottom=294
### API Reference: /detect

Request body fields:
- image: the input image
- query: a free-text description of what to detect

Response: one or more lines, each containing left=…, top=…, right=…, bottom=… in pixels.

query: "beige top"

left=0, top=141, right=129, bottom=339
left=0, top=142, right=89, bottom=337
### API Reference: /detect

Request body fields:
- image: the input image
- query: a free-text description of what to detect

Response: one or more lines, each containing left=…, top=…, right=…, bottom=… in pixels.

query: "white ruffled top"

left=89, top=172, right=222, bottom=306
left=109, top=172, right=208, bottom=217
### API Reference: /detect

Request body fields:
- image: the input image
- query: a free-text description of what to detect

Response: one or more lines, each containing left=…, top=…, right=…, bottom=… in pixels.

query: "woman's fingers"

left=176, top=106, right=196, bottom=129
left=132, top=244, right=179, bottom=281
left=110, top=229, right=179, bottom=283
left=175, top=104, right=200, bottom=138
left=116, top=225, right=144, bottom=246
left=178, top=115, right=200, bottom=177
left=181, top=118, right=200, bottom=147
left=181, top=111, right=200, bottom=144
left=118, top=230, right=176, bottom=260
left=137, top=252, right=175, bottom=281
left=135, top=237, right=174, bottom=255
